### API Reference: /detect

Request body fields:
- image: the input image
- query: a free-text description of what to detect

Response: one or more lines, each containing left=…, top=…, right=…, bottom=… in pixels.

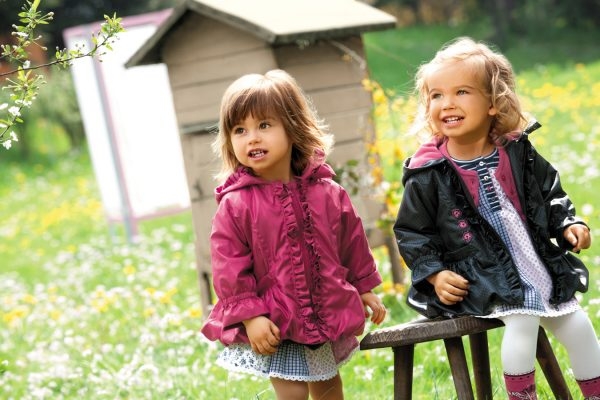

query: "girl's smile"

left=248, top=149, right=267, bottom=159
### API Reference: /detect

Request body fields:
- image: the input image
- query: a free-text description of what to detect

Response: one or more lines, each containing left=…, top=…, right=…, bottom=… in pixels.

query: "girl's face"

left=426, top=62, right=497, bottom=145
left=230, top=114, right=293, bottom=182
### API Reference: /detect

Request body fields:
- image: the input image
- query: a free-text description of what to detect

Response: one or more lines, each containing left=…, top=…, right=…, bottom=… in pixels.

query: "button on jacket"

left=394, top=127, right=589, bottom=318
left=201, top=156, right=382, bottom=345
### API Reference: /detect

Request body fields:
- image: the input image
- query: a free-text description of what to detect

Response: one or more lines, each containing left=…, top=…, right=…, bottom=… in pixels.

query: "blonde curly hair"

left=411, top=36, right=527, bottom=144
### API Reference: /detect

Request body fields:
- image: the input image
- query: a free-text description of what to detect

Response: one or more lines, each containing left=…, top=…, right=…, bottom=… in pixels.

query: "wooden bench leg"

left=393, top=345, right=414, bottom=400
left=444, top=337, right=475, bottom=400
left=536, top=327, right=573, bottom=400
left=469, top=331, right=493, bottom=400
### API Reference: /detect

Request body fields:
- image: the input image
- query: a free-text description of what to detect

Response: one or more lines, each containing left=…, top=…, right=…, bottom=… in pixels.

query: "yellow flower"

left=143, top=308, right=156, bottom=318
left=123, top=264, right=136, bottom=276
left=2, top=306, right=29, bottom=325
left=50, top=309, right=62, bottom=321
left=381, top=280, right=393, bottom=294
left=22, top=294, right=37, bottom=304
left=187, top=307, right=202, bottom=319
left=159, top=287, right=178, bottom=304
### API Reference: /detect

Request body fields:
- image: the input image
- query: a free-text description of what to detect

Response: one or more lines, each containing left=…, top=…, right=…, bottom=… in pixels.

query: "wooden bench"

left=359, top=316, right=573, bottom=400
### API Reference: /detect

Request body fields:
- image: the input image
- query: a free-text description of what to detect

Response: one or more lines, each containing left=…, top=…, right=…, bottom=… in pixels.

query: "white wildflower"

left=2, top=140, right=12, bottom=149
left=8, top=106, right=20, bottom=117
left=10, top=131, right=18, bottom=142
left=0, top=103, right=8, bottom=110
left=581, top=203, right=594, bottom=216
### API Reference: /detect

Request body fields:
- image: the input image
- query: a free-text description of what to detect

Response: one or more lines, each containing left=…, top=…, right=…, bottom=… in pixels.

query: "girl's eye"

left=259, top=122, right=271, bottom=129
left=233, top=127, right=245, bottom=135
left=457, top=89, right=468, bottom=95
left=430, top=93, right=442, bottom=100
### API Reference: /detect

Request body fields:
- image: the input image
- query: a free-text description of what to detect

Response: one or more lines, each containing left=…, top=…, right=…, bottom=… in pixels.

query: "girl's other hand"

left=243, top=316, right=281, bottom=355
left=564, top=224, right=591, bottom=252
left=426, top=270, right=469, bottom=305
left=360, top=291, right=386, bottom=325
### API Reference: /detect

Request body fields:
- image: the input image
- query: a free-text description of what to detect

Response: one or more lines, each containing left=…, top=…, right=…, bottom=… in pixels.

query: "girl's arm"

left=394, top=176, right=448, bottom=294
left=210, top=199, right=269, bottom=329
left=528, top=145, right=589, bottom=249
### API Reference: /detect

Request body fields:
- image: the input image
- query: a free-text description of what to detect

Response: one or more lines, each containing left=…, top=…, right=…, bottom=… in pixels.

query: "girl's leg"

left=499, top=314, right=540, bottom=373
left=308, top=373, right=344, bottom=400
left=270, top=377, right=309, bottom=400
left=499, top=314, right=541, bottom=399
left=541, top=310, right=600, bottom=398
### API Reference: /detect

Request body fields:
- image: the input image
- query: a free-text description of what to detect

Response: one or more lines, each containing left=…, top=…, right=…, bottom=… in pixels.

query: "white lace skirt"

left=217, top=336, right=359, bottom=382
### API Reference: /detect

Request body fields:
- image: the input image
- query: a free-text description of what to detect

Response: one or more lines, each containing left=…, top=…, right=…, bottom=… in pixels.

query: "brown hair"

left=213, top=69, right=333, bottom=181
left=412, top=37, right=527, bottom=143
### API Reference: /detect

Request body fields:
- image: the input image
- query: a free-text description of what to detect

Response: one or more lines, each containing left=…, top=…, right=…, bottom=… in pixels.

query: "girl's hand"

left=243, top=316, right=281, bottom=355
left=427, top=270, right=469, bottom=305
left=564, top=224, right=591, bottom=252
left=360, top=291, right=386, bottom=325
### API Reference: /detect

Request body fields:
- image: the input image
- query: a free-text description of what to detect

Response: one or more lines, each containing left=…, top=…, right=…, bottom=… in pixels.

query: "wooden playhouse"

left=126, top=0, right=399, bottom=313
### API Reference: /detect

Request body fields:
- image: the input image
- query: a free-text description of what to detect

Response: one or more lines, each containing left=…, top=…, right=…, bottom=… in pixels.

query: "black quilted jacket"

left=394, top=125, right=589, bottom=318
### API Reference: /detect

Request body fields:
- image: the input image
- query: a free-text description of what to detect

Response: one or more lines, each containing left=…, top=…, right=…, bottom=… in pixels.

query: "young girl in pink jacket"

left=201, top=69, right=386, bottom=400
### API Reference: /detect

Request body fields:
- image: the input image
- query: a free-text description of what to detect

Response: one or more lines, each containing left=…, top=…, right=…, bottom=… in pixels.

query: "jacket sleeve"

left=528, top=144, right=588, bottom=250
left=210, top=197, right=269, bottom=328
left=338, top=188, right=382, bottom=294
left=393, top=174, right=446, bottom=293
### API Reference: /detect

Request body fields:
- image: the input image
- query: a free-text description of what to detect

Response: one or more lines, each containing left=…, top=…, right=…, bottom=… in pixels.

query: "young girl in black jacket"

left=394, top=37, right=600, bottom=399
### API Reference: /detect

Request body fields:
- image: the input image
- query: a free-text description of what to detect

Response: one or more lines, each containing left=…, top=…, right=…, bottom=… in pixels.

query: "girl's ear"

left=488, top=103, right=498, bottom=116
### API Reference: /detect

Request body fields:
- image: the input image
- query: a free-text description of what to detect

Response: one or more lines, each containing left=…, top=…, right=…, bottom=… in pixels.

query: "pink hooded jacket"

left=201, top=156, right=382, bottom=346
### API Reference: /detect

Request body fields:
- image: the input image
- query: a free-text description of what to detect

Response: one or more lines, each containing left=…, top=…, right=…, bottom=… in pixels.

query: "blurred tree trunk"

left=485, top=0, right=515, bottom=48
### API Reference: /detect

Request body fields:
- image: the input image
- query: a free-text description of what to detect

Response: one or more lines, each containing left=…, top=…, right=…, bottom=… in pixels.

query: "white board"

left=64, top=9, right=189, bottom=237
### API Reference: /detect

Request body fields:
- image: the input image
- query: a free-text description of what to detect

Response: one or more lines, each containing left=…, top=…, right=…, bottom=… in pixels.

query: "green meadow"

left=1, top=24, right=599, bottom=399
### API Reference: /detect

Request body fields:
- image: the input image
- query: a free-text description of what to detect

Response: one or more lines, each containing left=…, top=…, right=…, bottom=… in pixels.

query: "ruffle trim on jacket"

left=274, top=174, right=329, bottom=343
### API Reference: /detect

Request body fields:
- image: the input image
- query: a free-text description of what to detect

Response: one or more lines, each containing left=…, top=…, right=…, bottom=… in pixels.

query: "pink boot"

left=577, top=376, right=600, bottom=400
left=504, top=370, right=537, bottom=400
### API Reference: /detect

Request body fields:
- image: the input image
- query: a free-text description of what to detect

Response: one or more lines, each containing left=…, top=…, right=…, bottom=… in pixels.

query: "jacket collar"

left=215, top=151, right=335, bottom=203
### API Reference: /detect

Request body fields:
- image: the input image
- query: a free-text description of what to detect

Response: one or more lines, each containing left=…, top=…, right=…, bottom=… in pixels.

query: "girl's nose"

left=248, top=129, right=260, bottom=143
left=442, top=96, right=455, bottom=110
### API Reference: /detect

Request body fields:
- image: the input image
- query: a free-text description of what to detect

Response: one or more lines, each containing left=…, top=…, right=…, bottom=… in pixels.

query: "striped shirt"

left=454, top=148, right=501, bottom=212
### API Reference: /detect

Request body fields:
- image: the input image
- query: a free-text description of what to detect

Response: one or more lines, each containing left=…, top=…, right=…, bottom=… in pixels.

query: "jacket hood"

left=402, top=120, right=542, bottom=185
left=215, top=151, right=335, bottom=203
left=407, top=136, right=445, bottom=169
left=402, top=137, right=446, bottom=185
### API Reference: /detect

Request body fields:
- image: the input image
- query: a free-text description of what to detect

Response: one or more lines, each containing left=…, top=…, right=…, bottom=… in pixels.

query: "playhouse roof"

left=126, top=0, right=396, bottom=67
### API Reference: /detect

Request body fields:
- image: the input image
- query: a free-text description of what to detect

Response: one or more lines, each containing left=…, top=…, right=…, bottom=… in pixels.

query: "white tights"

left=499, top=310, right=600, bottom=380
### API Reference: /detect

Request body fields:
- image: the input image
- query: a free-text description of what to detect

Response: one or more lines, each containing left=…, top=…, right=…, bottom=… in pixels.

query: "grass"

left=1, top=23, right=600, bottom=399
